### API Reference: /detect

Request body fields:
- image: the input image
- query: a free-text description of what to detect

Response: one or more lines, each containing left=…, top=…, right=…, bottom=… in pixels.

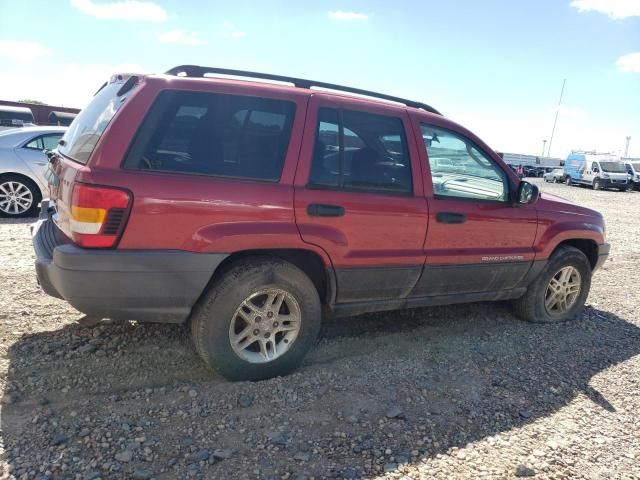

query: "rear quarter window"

left=123, top=90, right=296, bottom=182
left=58, top=81, right=131, bottom=164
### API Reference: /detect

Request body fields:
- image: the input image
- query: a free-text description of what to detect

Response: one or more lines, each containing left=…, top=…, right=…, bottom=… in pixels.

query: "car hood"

left=536, top=192, right=602, bottom=219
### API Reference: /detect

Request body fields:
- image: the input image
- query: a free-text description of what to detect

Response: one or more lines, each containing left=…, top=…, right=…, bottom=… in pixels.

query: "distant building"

left=496, top=152, right=563, bottom=167
left=0, top=99, right=79, bottom=126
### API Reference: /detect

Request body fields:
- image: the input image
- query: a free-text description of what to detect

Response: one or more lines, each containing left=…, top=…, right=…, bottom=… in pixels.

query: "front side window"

left=309, top=107, right=412, bottom=194
left=124, top=91, right=295, bottom=181
left=421, top=124, right=507, bottom=201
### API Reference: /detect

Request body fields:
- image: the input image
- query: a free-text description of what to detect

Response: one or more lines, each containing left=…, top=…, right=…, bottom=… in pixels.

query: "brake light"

left=69, top=183, right=131, bottom=248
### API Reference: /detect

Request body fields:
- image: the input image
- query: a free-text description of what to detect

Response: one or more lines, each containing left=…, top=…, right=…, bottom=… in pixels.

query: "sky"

left=0, top=0, right=639, bottom=158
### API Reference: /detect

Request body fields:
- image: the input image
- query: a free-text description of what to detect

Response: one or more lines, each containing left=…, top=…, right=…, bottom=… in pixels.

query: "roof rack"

left=165, top=65, right=442, bottom=115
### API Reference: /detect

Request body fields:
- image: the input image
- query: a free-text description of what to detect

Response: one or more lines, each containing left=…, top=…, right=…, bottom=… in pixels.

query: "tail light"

left=69, top=183, right=131, bottom=248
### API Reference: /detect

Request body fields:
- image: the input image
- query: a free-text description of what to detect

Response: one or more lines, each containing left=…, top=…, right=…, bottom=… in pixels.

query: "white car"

left=0, top=126, right=66, bottom=217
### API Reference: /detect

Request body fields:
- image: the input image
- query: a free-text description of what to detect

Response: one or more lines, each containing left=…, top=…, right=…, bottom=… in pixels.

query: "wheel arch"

left=0, top=171, right=44, bottom=196
left=552, top=239, right=599, bottom=270
left=206, top=248, right=336, bottom=307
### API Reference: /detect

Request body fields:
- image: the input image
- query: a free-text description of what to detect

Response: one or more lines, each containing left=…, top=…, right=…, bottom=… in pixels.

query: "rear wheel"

left=0, top=175, right=41, bottom=218
left=190, top=257, right=321, bottom=381
left=512, top=246, right=591, bottom=323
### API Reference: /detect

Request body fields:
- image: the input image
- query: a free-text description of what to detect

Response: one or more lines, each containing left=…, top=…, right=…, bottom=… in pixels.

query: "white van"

left=0, top=106, right=36, bottom=131
left=624, top=159, right=640, bottom=191
left=564, top=153, right=629, bottom=191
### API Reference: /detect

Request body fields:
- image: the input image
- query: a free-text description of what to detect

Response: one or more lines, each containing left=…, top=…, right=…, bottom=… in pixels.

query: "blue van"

left=564, top=153, right=629, bottom=191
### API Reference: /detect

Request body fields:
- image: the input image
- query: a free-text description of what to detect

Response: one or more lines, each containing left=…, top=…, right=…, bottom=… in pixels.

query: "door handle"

left=307, top=204, right=345, bottom=217
left=436, top=212, right=466, bottom=224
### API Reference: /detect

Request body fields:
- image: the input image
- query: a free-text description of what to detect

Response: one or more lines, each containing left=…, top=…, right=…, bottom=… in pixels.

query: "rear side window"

left=24, top=133, right=63, bottom=150
left=309, top=107, right=412, bottom=194
left=58, top=81, right=130, bottom=164
left=124, top=91, right=296, bottom=182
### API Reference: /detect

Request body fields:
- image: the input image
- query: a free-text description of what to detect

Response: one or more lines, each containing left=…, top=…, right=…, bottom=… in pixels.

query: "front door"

left=294, top=96, right=428, bottom=303
left=410, top=120, right=538, bottom=297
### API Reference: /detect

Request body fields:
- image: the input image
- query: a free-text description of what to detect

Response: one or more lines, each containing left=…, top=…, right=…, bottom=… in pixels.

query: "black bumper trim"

left=32, top=219, right=228, bottom=323
left=594, top=242, right=610, bottom=272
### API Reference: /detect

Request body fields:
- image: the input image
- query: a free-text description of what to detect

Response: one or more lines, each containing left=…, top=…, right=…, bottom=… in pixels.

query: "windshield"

left=632, top=162, right=640, bottom=172
left=599, top=161, right=626, bottom=173
left=58, top=81, right=132, bottom=164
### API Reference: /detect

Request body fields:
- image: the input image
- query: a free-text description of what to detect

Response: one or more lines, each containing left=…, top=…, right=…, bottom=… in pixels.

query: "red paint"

left=49, top=72, right=606, bottom=277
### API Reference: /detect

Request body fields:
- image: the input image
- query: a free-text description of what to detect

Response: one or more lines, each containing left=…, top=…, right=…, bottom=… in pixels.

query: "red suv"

left=32, top=66, right=609, bottom=381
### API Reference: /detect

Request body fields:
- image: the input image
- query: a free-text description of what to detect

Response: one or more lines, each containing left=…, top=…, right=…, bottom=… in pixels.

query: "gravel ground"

left=1, top=178, right=639, bottom=480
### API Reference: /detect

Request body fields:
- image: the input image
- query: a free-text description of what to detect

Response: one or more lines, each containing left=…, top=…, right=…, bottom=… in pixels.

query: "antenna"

left=546, top=78, right=566, bottom=158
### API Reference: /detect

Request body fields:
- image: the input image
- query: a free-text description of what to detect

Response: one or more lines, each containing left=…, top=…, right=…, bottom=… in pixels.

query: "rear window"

left=123, top=91, right=296, bottom=181
left=58, top=81, right=130, bottom=164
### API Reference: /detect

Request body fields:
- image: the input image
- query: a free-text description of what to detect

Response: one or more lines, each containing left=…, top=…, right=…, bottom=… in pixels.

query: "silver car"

left=0, top=126, right=66, bottom=217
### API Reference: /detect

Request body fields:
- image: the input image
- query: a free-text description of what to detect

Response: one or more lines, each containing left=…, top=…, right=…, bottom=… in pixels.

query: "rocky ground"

left=1, top=178, right=639, bottom=480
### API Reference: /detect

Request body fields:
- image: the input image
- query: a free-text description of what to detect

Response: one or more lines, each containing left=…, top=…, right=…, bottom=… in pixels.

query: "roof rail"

left=165, top=65, right=442, bottom=115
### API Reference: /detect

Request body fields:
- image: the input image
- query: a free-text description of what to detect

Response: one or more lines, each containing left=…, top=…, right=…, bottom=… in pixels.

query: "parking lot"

left=1, top=178, right=639, bottom=479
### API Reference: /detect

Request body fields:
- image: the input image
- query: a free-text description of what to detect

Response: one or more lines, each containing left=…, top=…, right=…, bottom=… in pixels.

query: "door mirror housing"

left=593, top=167, right=599, bottom=173
left=516, top=181, right=539, bottom=205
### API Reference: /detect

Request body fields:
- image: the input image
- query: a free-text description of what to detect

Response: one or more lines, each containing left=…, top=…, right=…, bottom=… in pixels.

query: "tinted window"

left=309, top=108, right=412, bottom=194
left=24, top=137, right=44, bottom=150
left=58, top=81, right=131, bottom=164
left=124, top=91, right=295, bottom=181
left=421, top=124, right=507, bottom=201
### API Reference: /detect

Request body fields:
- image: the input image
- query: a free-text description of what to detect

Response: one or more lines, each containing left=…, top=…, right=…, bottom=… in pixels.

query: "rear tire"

left=0, top=174, right=41, bottom=218
left=512, top=246, right=591, bottom=323
left=190, top=257, right=321, bottom=381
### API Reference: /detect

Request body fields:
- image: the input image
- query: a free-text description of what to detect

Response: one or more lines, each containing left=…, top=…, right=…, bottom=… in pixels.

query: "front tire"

left=565, top=176, right=572, bottom=186
left=512, top=246, right=591, bottom=323
left=0, top=175, right=41, bottom=218
left=593, top=179, right=601, bottom=190
left=190, top=257, right=321, bottom=381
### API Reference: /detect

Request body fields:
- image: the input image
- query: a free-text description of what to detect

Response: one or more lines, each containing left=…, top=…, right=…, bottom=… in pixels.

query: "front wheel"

left=512, top=246, right=591, bottom=323
left=565, top=176, right=572, bottom=186
left=593, top=179, right=601, bottom=190
left=190, top=257, right=321, bottom=381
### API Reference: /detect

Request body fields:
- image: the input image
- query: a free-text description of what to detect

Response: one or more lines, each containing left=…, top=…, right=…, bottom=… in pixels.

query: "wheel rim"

left=544, top=266, right=581, bottom=317
left=229, top=288, right=301, bottom=363
left=0, top=181, right=33, bottom=215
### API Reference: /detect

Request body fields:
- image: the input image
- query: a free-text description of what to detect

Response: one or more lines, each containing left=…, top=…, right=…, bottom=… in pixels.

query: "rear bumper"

left=32, top=218, right=227, bottom=323
left=594, top=242, right=610, bottom=272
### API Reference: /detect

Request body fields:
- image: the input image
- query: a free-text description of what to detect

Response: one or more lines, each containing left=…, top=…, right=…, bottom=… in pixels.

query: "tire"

left=593, top=179, right=601, bottom=191
left=553, top=177, right=558, bottom=183
left=512, top=246, right=591, bottom=323
left=190, top=257, right=321, bottom=381
left=0, top=174, right=41, bottom=218
left=565, top=176, right=572, bottom=186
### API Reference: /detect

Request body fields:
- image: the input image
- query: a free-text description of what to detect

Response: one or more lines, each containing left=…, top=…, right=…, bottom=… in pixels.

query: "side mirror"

left=516, top=181, right=539, bottom=205
left=593, top=167, right=599, bottom=173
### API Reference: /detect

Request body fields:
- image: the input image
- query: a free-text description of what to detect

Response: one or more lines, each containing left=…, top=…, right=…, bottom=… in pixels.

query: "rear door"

left=410, top=118, right=538, bottom=297
left=294, top=95, right=428, bottom=303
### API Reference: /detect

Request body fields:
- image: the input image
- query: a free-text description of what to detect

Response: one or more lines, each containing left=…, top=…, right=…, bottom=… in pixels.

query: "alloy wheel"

left=0, top=181, right=33, bottom=215
left=229, top=289, right=301, bottom=363
left=544, top=266, right=581, bottom=317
